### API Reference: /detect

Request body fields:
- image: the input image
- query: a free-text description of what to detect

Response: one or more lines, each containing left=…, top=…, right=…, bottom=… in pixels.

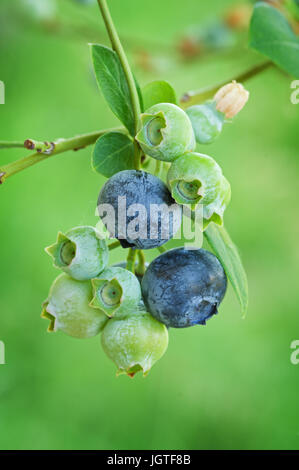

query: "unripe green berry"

left=186, top=102, right=224, bottom=144
left=167, top=152, right=231, bottom=228
left=113, top=261, right=149, bottom=284
left=46, top=226, right=108, bottom=281
left=41, top=273, right=108, bottom=338
left=90, top=267, right=141, bottom=318
left=136, top=103, right=195, bottom=162
left=101, top=312, right=169, bottom=377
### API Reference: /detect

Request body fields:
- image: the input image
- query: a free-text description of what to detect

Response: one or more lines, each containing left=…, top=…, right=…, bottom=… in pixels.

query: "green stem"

left=133, top=141, right=141, bottom=171
left=154, top=160, right=162, bottom=178
left=126, top=248, right=137, bottom=273
left=180, top=61, right=273, bottom=108
left=108, top=240, right=121, bottom=251
left=136, top=250, right=146, bottom=276
left=97, top=0, right=142, bottom=170
left=0, top=128, right=121, bottom=183
left=0, top=141, right=25, bottom=149
left=97, top=0, right=141, bottom=135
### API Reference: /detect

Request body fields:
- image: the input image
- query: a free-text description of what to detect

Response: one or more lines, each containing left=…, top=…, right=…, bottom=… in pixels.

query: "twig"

left=0, top=127, right=122, bottom=182
left=180, top=61, right=273, bottom=108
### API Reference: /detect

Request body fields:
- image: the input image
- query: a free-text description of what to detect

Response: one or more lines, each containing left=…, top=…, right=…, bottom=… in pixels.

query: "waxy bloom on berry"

left=186, top=102, right=224, bottom=145
left=42, top=273, right=108, bottom=339
left=167, top=152, right=231, bottom=228
left=101, top=312, right=169, bottom=377
left=136, top=103, right=195, bottom=162
left=141, top=248, right=227, bottom=328
left=90, top=266, right=141, bottom=318
left=46, top=226, right=108, bottom=281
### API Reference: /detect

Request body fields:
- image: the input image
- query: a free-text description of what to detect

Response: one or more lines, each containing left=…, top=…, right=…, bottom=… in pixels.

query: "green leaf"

left=92, top=132, right=135, bottom=178
left=91, top=44, right=135, bottom=135
left=249, top=2, right=299, bottom=78
left=142, top=80, right=177, bottom=110
left=204, top=223, right=248, bottom=316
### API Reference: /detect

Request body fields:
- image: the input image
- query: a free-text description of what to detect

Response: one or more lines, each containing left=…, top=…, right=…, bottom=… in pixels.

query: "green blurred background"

left=0, top=0, right=299, bottom=450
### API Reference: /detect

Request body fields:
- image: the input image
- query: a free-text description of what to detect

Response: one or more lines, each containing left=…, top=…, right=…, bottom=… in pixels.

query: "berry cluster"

left=43, top=225, right=168, bottom=377
left=43, top=81, right=248, bottom=377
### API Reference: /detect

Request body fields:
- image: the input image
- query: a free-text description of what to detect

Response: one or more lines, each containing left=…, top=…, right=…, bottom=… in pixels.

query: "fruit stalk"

left=126, top=248, right=137, bottom=273
left=108, top=240, right=121, bottom=251
left=136, top=250, right=146, bottom=276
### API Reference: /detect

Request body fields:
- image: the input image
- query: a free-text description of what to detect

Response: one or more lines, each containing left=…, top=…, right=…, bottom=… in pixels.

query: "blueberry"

left=136, top=103, right=195, bottom=162
left=41, top=273, right=108, bottom=338
left=45, top=226, right=108, bottom=281
left=141, top=247, right=227, bottom=328
left=90, top=266, right=141, bottom=318
left=186, top=102, right=224, bottom=145
left=101, top=311, right=169, bottom=377
left=167, top=152, right=231, bottom=228
left=97, top=170, right=182, bottom=249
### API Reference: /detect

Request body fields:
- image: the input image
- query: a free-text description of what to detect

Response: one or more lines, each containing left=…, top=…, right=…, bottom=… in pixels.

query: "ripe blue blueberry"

left=141, top=247, right=227, bottom=328
left=97, top=170, right=182, bottom=249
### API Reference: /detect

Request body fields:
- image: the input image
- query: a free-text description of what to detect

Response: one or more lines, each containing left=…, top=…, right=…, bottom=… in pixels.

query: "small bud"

left=136, top=103, right=195, bottom=162
left=41, top=273, right=108, bottom=339
left=90, top=267, right=141, bottom=318
left=167, top=152, right=231, bottom=228
left=101, top=312, right=169, bottom=377
left=214, top=80, right=249, bottom=119
left=46, top=226, right=108, bottom=281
